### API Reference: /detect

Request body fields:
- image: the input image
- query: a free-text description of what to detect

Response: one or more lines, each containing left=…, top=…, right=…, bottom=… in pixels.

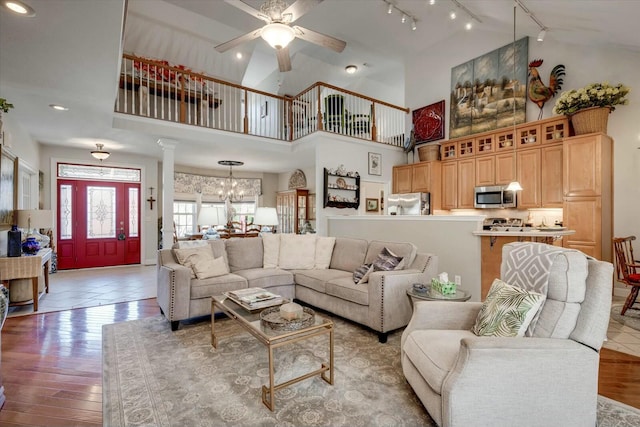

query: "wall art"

left=412, top=100, right=445, bottom=144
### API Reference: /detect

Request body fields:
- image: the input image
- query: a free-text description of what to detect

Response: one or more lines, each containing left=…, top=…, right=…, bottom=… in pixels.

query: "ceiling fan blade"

left=224, top=0, right=270, bottom=23
left=283, top=0, right=323, bottom=23
left=215, top=28, right=262, bottom=53
left=276, top=46, right=292, bottom=72
left=293, top=25, right=346, bottom=52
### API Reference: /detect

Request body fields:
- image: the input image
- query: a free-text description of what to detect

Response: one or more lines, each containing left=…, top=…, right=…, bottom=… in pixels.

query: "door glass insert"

left=60, top=184, right=73, bottom=240
left=129, top=187, right=139, bottom=237
left=87, top=186, right=116, bottom=239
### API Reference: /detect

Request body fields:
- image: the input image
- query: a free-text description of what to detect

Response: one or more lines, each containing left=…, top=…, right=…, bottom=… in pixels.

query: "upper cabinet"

left=391, top=161, right=442, bottom=210
left=392, top=165, right=412, bottom=194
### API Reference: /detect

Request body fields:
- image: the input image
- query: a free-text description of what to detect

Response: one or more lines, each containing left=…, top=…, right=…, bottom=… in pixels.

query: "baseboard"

left=613, top=287, right=630, bottom=298
left=144, top=259, right=157, bottom=266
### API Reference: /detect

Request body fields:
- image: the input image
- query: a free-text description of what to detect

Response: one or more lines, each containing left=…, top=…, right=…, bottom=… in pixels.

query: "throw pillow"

left=193, top=255, right=229, bottom=279
left=372, top=247, right=403, bottom=272
left=353, top=263, right=373, bottom=285
left=173, top=246, right=214, bottom=278
left=315, top=236, right=336, bottom=269
left=278, top=234, right=317, bottom=270
left=472, top=278, right=546, bottom=337
left=262, top=234, right=281, bottom=269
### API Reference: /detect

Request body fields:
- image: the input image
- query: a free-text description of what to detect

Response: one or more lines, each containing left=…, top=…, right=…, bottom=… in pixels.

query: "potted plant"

left=0, top=98, right=14, bottom=113
left=553, top=82, right=630, bottom=135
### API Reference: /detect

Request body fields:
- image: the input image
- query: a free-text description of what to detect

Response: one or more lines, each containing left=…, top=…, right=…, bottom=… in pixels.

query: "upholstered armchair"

left=401, top=242, right=613, bottom=427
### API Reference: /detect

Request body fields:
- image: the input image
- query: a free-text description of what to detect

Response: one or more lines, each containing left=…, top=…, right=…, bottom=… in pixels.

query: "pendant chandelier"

left=218, top=160, right=244, bottom=202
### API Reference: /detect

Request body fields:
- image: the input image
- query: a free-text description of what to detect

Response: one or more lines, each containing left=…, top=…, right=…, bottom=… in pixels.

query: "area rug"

left=103, top=315, right=640, bottom=427
left=611, top=304, right=640, bottom=331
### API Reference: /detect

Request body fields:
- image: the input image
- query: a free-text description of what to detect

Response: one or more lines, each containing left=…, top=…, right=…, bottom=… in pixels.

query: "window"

left=173, top=201, right=196, bottom=238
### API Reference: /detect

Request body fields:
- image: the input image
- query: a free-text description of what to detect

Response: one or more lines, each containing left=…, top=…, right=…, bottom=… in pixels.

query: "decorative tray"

left=260, top=306, right=315, bottom=331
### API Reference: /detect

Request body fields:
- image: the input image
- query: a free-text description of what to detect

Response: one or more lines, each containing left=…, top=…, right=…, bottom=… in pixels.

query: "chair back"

left=613, top=236, right=637, bottom=284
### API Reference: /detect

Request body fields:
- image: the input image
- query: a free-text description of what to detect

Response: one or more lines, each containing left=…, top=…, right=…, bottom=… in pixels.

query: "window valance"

left=174, top=172, right=262, bottom=197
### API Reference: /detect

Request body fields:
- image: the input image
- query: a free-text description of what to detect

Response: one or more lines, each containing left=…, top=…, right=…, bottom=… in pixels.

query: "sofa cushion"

left=365, top=240, right=417, bottom=270
left=472, top=279, right=545, bottom=337
left=372, top=247, right=404, bottom=272
left=353, top=263, right=373, bottom=284
left=262, top=234, right=280, bottom=269
left=173, top=240, right=209, bottom=249
left=278, top=234, right=317, bottom=270
left=404, top=329, right=475, bottom=394
left=207, top=239, right=229, bottom=270
left=225, top=237, right=264, bottom=272
left=326, top=277, right=369, bottom=305
left=190, top=273, right=248, bottom=299
left=315, top=236, right=336, bottom=269
left=329, top=237, right=368, bottom=273
left=293, top=269, right=352, bottom=293
left=173, top=245, right=215, bottom=278
left=192, top=255, right=229, bottom=280
left=233, top=268, right=294, bottom=290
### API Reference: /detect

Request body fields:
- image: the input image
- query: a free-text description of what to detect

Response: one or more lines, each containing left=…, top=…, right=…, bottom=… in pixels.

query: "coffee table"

left=407, top=287, right=471, bottom=302
left=211, top=295, right=334, bottom=411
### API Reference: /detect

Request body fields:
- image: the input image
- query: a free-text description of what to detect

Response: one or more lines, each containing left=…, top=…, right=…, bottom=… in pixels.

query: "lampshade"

left=16, top=209, right=53, bottom=230
left=91, top=143, right=110, bottom=160
left=254, top=207, right=278, bottom=226
left=198, top=206, right=224, bottom=227
left=260, top=23, right=295, bottom=49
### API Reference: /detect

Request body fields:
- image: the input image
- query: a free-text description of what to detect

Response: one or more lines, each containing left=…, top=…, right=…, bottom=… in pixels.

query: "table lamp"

left=253, top=207, right=279, bottom=233
left=198, top=206, right=225, bottom=234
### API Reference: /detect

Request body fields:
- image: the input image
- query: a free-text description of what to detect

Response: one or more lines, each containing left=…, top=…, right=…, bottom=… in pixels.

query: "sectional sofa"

left=157, top=234, right=437, bottom=342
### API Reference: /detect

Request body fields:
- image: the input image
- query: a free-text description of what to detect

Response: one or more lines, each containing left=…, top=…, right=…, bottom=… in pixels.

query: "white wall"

left=405, top=29, right=640, bottom=245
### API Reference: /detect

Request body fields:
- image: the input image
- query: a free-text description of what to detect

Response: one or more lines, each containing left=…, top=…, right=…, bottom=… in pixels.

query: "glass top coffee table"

left=407, top=287, right=471, bottom=302
left=211, top=295, right=334, bottom=411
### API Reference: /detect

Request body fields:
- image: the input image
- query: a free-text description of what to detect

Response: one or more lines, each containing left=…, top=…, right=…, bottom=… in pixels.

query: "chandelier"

left=218, top=160, right=244, bottom=202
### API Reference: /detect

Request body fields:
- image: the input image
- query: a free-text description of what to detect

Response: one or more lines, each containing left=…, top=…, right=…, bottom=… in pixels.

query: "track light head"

left=401, top=13, right=407, bottom=23
left=537, top=29, right=546, bottom=42
left=449, top=10, right=457, bottom=20
left=411, top=18, right=417, bottom=31
left=387, top=2, right=393, bottom=14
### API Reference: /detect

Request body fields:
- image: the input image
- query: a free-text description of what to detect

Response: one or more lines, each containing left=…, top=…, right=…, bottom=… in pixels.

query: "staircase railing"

left=116, top=54, right=408, bottom=147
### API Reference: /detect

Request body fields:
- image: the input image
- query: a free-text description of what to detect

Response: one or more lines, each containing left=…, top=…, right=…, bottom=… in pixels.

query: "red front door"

left=57, top=179, right=141, bottom=269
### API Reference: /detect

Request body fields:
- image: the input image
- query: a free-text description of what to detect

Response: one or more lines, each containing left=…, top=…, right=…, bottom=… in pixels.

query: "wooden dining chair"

left=613, top=236, right=640, bottom=315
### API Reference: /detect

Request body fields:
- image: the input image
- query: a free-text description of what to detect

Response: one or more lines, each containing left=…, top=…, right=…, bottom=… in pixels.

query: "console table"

left=0, top=248, right=52, bottom=312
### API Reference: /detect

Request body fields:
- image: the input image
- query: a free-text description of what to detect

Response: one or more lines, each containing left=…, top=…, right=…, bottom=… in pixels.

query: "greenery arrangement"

left=553, top=82, right=630, bottom=116
left=0, top=98, right=14, bottom=113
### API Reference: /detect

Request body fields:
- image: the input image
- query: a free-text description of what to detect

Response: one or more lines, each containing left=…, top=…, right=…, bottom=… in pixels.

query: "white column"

left=158, top=138, right=179, bottom=249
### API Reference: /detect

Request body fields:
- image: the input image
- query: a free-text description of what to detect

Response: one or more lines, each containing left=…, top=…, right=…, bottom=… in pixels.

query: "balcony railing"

left=116, top=54, right=408, bottom=147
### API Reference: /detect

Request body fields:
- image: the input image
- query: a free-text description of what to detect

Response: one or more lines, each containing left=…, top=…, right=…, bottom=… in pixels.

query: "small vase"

left=22, top=236, right=40, bottom=255
left=8, top=225, right=22, bottom=257
left=570, top=106, right=610, bottom=135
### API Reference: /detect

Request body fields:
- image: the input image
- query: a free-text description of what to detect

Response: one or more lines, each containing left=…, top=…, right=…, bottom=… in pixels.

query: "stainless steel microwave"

left=474, top=185, right=517, bottom=209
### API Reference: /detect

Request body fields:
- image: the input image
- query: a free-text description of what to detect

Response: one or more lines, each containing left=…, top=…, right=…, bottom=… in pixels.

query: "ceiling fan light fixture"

left=345, top=65, right=358, bottom=74
left=261, top=22, right=295, bottom=49
left=91, top=143, right=110, bottom=161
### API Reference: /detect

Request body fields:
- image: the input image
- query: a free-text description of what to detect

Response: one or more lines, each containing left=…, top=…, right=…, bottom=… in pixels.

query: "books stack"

left=225, top=287, right=284, bottom=311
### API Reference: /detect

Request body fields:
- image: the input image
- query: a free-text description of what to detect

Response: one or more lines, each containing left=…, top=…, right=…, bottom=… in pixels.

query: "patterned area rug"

left=103, top=315, right=640, bottom=427
left=611, top=304, right=640, bottom=331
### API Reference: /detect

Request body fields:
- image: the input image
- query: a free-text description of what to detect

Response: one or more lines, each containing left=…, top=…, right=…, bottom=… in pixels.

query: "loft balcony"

left=115, top=54, right=408, bottom=147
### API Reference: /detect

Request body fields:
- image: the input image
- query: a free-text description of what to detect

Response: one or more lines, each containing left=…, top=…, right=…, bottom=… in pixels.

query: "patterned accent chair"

left=401, top=242, right=613, bottom=427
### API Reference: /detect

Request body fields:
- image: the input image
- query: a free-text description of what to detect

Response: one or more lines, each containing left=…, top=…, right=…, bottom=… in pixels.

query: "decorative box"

left=431, top=278, right=457, bottom=295
left=280, top=302, right=304, bottom=320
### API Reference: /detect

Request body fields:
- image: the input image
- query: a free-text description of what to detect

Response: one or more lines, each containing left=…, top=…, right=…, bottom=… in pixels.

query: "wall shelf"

left=323, top=168, right=360, bottom=209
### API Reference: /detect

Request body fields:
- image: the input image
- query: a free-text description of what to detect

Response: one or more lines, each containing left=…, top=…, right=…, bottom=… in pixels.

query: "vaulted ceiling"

left=1, top=0, right=639, bottom=172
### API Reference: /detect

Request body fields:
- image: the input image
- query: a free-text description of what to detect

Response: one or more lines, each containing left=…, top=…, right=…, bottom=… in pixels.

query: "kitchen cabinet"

left=541, top=144, right=564, bottom=207
left=276, top=189, right=308, bottom=234
left=323, top=168, right=360, bottom=210
left=392, top=165, right=412, bottom=194
left=516, top=148, right=541, bottom=209
left=495, top=152, right=516, bottom=185
left=457, top=158, right=475, bottom=209
left=442, top=161, right=458, bottom=210
left=475, top=156, right=495, bottom=187
left=412, top=161, right=442, bottom=211
left=475, top=153, right=515, bottom=187
left=563, top=133, right=613, bottom=261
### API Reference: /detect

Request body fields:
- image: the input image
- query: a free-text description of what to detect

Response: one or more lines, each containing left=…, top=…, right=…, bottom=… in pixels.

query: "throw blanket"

left=502, top=242, right=572, bottom=335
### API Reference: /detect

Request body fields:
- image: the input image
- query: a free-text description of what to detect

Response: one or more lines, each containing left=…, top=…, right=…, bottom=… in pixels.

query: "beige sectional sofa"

left=157, top=234, right=437, bottom=342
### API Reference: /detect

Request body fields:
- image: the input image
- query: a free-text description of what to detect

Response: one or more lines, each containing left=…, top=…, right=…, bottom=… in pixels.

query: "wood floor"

left=0, top=298, right=639, bottom=426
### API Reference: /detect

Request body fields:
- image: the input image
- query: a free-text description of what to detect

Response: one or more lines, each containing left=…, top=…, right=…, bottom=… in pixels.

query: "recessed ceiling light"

left=49, top=104, right=69, bottom=111
left=4, top=0, right=35, bottom=17
left=345, top=65, right=358, bottom=74
left=236, top=52, right=243, bottom=59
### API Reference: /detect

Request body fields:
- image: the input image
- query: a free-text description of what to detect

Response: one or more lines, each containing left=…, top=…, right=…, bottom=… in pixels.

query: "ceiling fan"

left=215, top=0, right=346, bottom=72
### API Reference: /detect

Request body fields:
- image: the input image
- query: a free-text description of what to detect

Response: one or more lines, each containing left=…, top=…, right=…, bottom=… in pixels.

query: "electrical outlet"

left=454, top=275, right=461, bottom=286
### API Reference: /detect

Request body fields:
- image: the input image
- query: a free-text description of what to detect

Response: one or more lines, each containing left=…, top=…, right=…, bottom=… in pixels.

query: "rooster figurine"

left=528, top=59, right=566, bottom=119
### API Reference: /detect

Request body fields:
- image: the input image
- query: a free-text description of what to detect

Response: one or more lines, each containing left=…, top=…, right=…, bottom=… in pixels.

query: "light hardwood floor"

left=0, top=267, right=638, bottom=426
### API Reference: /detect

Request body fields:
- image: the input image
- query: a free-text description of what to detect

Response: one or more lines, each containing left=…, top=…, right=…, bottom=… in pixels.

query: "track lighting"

left=401, top=13, right=407, bottom=23
left=411, top=18, right=417, bottom=31
left=537, top=29, right=546, bottom=42
left=449, top=10, right=457, bottom=20
left=382, top=1, right=419, bottom=32
left=387, top=2, right=393, bottom=14
left=429, top=0, right=436, bottom=5
left=465, top=22, right=472, bottom=30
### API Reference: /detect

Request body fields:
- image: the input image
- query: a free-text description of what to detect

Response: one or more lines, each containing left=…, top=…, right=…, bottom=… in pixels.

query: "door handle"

left=118, top=223, right=126, bottom=240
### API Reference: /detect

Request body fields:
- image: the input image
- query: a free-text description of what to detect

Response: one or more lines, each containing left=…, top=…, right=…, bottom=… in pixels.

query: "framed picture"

left=0, top=147, right=16, bottom=226
left=366, top=198, right=379, bottom=212
left=368, top=152, right=381, bottom=176
left=412, top=100, right=445, bottom=143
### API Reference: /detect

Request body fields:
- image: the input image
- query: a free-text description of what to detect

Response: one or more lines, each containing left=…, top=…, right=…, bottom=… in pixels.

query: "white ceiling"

left=1, top=0, right=639, bottom=173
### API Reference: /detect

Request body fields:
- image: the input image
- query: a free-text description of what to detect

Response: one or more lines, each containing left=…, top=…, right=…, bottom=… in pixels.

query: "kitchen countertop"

left=473, top=229, right=575, bottom=237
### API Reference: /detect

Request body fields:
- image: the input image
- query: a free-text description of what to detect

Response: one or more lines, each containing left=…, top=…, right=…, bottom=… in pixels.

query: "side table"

left=0, top=248, right=52, bottom=312
left=407, top=287, right=471, bottom=303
